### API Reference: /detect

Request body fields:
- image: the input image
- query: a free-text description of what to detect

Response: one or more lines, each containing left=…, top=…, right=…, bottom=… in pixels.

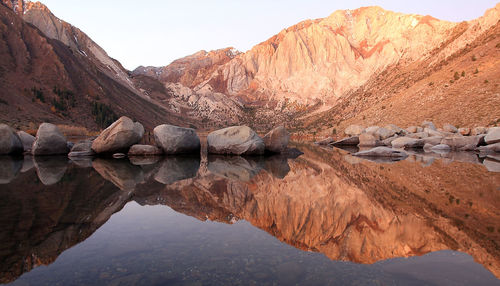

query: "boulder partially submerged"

left=263, top=126, right=290, bottom=153
left=154, top=124, right=200, bottom=155
left=353, top=147, right=408, bottom=159
left=32, top=123, right=69, bottom=155
left=0, top=124, right=23, bottom=155
left=92, top=116, right=144, bottom=154
left=207, top=126, right=264, bottom=155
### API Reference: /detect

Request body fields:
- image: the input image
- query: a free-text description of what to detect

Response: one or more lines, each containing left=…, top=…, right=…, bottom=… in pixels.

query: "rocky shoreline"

left=0, top=117, right=292, bottom=159
left=315, top=122, right=500, bottom=171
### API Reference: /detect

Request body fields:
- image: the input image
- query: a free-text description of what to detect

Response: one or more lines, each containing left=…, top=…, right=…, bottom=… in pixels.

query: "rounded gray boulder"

left=0, top=124, right=23, bottom=155
left=153, top=125, right=200, bottom=154
left=32, top=123, right=69, bottom=155
left=207, top=126, right=264, bottom=155
left=92, top=116, right=144, bottom=154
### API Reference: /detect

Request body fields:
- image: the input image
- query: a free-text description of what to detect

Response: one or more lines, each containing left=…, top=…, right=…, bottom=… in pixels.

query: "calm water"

left=0, top=143, right=499, bottom=285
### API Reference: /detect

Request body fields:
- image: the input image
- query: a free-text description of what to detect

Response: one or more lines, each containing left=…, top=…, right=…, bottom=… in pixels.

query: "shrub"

left=471, top=55, right=477, bottom=61
left=52, top=87, right=76, bottom=111
left=428, top=82, right=434, bottom=86
left=32, top=87, right=45, bottom=102
left=473, top=68, right=479, bottom=74
left=91, top=101, right=118, bottom=128
left=461, top=71, right=465, bottom=77
left=453, top=72, right=460, bottom=80
left=484, top=79, right=489, bottom=84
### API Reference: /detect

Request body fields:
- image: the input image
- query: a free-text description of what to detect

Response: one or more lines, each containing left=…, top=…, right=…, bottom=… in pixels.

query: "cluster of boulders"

left=316, top=121, right=500, bottom=158
left=0, top=116, right=291, bottom=158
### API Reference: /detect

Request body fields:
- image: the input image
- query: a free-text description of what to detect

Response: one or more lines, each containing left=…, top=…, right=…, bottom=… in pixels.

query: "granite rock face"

left=92, top=117, right=144, bottom=154
left=153, top=125, right=200, bottom=155
left=207, top=126, right=265, bottom=155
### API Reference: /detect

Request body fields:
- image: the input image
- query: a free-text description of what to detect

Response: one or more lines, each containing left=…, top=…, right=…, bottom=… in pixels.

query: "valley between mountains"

left=0, top=0, right=499, bottom=135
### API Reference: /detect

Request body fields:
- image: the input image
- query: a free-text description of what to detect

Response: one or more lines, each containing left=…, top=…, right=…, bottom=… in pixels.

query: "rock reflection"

left=208, top=155, right=264, bottom=182
left=154, top=156, right=200, bottom=185
left=20, top=156, right=34, bottom=173
left=34, top=156, right=68, bottom=185
left=0, top=156, right=22, bottom=184
left=0, top=143, right=499, bottom=283
left=92, top=158, right=144, bottom=191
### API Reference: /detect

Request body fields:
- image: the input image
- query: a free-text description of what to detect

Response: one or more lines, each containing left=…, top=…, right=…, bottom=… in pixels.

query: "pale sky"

left=38, top=0, right=499, bottom=70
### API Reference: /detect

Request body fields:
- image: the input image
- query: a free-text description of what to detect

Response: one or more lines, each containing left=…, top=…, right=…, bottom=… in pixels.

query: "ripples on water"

left=0, top=143, right=499, bottom=285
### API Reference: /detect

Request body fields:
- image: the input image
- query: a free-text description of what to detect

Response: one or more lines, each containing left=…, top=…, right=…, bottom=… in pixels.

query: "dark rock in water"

left=128, top=144, right=163, bottom=156
left=32, top=123, right=69, bottom=156
left=353, top=147, right=408, bottom=159
left=0, top=156, right=23, bottom=184
left=112, top=153, right=126, bottom=159
left=153, top=124, right=200, bottom=155
left=34, top=156, right=68, bottom=185
left=431, top=144, right=451, bottom=154
left=263, top=126, right=290, bottom=153
left=92, top=158, right=144, bottom=191
left=207, top=126, right=264, bottom=155
left=331, top=136, right=359, bottom=146
left=91, top=116, right=144, bottom=154
left=315, top=137, right=334, bottom=145
left=154, top=156, right=200, bottom=184
left=208, top=155, right=264, bottom=182
left=391, top=137, right=425, bottom=149
left=69, top=141, right=95, bottom=157
left=0, top=124, right=23, bottom=155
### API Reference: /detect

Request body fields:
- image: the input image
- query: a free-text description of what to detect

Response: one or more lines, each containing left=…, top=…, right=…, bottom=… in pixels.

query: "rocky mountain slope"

left=0, top=0, right=189, bottom=130
left=134, top=4, right=500, bottom=131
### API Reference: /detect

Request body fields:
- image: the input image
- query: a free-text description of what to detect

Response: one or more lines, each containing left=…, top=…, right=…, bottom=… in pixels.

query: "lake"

left=0, top=143, right=499, bottom=285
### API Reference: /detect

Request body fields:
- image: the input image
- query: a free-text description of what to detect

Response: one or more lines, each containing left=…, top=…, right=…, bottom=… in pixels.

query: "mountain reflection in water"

left=0, top=143, right=499, bottom=285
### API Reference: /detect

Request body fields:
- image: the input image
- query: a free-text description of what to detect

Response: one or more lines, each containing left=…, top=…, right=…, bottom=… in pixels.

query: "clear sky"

left=38, top=0, right=499, bottom=70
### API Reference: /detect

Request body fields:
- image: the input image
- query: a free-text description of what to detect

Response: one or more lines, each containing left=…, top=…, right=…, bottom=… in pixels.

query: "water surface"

left=0, top=143, right=499, bottom=285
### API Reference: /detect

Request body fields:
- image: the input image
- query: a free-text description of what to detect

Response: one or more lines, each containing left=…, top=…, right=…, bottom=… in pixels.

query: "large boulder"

left=358, top=133, right=382, bottom=147
left=16, top=131, right=35, bottom=153
left=391, top=137, right=425, bottom=149
left=68, top=141, right=95, bottom=157
left=154, top=124, right=200, bottom=154
left=32, top=123, right=69, bottom=155
left=331, top=136, right=360, bottom=146
left=92, top=116, right=144, bottom=154
left=207, top=126, right=264, bottom=155
left=263, top=126, right=290, bottom=153
left=128, top=144, right=163, bottom=156
left=407, top=132, right=429, bottom=139
left=344, top=125, right=364, bottom=136
left=0, top=124, right=23, bottom=155
left=442, top=124, right=458, bottom=133
left=353, top=147, right=408, bottom=159
left=485, top=127, right=500, bottom=145
left=374, top=127, right=395, bottom=140
left=440, top=135, right=481, bottom=150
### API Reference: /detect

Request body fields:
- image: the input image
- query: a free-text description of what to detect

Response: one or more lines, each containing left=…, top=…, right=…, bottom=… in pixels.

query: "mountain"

left=0, top=1, right=498, bottom=132
left=134, top=4, right=500, bottom=131
left=0, top=0, right=188, bottom=130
